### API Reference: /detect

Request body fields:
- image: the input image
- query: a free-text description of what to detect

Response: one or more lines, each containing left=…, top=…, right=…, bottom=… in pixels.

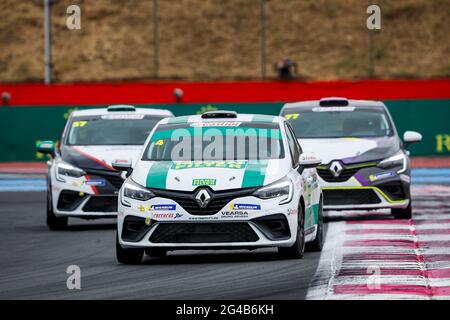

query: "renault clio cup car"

left=115, top=111, right=323, bottom=264
left=36, top=105, right=173, bottom=230
left=280, top=97, right=422, bottom=219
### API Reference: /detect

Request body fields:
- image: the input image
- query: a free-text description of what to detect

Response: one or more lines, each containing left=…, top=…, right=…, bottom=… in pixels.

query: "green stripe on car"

left=241, top=160, right=268, bottom=188
left=146, top=161, right=172, bottom=189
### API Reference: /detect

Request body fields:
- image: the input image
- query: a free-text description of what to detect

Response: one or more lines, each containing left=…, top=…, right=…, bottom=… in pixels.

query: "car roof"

left=280, top=98, right=387, bottom=113
left=71, top=106, right=174, bottom=117
left=157, top=113, right=284, bottom=125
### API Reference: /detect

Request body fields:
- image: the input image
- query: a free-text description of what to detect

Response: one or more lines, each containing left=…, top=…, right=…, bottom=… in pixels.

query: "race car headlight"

left=377, top=152, right=407, bottom=174
left=253, top=177, right=293, bottom=205
left=56, top=161, right=85, bottom=181
left=122, top=180, right=154, bottom=201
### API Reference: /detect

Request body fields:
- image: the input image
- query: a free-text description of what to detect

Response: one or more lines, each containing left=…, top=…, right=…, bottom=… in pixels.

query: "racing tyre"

left=46, top=184, right=68, bottom=231
left=145, top=248, right=167, bottom=258
left=306, top=197, right=324, bottom=252
left=116, top=234, right=144, bottom=264
left=278, top=202, right=305, bottom=259
left=392, top=201, right=412, bottom=219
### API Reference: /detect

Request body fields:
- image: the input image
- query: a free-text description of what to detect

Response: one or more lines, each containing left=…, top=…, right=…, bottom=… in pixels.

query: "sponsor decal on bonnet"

left=192, top=178, right=216, bottom=186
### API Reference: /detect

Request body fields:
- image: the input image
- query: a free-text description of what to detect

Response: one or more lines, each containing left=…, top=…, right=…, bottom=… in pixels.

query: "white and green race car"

left=114, top=111, right=323, bottom=263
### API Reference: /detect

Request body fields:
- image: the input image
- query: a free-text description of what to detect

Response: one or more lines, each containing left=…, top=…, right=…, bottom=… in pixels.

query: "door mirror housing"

left=299, top=153, right=322, bottom=168
left=403, top=131, right=422, bottom=147
left=112, top=159, right=133, bottom=177
left=36, top=140, right=55, bottom=154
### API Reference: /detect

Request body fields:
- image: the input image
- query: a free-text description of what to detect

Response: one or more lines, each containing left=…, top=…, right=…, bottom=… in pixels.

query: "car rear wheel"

left=145, top=248, right=167, bottom=258
left=392, top=201, right=412, bottom=219
left=278, top=202, right=305, bottom=259
left=46, top=184, right=68, bottom=231
left=116, top=234, right=144, bottom=264
left=306, top=197, right=324, bottom=252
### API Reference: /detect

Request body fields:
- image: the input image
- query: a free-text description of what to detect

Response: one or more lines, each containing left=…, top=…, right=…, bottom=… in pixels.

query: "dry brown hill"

left=1, top=0, right=449, bottom=83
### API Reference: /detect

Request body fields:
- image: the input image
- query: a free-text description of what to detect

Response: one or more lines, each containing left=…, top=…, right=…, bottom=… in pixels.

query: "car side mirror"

left=299, top=153, right=322, bottom=168
left=403, top=131, right=422, bottom=148
left=36, top=140, right=55, bottom=155
left=112, top=159, right=133, bottom=177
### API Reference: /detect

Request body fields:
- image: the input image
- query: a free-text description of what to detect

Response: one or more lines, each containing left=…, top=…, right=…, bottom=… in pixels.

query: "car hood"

left=132, top=159, right=289, bottom=191
left=298, top=137, right=401, bottom=165
left=60, top=145, right=143, bottom=171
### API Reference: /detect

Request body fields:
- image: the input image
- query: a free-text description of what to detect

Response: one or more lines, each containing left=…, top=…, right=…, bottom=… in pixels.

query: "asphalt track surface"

left=1, top=175, right=449, bottom=300
left=0, top=192, right=323, bottom=299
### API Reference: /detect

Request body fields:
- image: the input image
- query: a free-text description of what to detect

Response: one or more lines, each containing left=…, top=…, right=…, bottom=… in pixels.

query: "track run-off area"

left=0, top=168, right=449, bottom=300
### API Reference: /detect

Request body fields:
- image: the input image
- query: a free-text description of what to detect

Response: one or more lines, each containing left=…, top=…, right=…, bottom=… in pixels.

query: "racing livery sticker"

left=192, top=178, right=216, bottom=186
left=148, top=204, right=177, bottom=211
left=172, top=161, right=247, bottom=170
left=221, top=211, right=249, bottom=218
left=190, top=121, right=242, bottom=127
left=230, top=203, right=261, bottom=210
left=83, top=179, right=106, bottom=187
left=369, top=171, right=396, bottom=182
left=153, top=212, right=183, bottom=219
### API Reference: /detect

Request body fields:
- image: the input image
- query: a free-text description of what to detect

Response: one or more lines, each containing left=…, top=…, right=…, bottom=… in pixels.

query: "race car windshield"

left=66, top=115, right=165, bottom=145
left=143, top=122, right=285, bottom=161
left=282, top=108, right=393, bottom=139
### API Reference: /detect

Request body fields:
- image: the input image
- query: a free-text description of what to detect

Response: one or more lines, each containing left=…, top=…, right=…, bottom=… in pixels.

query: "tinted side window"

left=285, top=123, right=300, bottom=167
left=287, top=123, right=303, bottom=155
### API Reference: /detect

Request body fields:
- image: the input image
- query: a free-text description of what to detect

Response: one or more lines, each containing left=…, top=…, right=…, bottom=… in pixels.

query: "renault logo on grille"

left=329, top=161, right=344, bottom=177
left=195, top=188, right=212, bottom=208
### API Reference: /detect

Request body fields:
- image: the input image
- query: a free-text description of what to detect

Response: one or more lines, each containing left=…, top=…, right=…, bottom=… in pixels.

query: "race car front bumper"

left=50, top=166, right=123, bottom=218
left=54, top=190, right=118, bottom=218
left=117, top=190, right=304, bottom=250
left=318, top=167, right=411, bottom=211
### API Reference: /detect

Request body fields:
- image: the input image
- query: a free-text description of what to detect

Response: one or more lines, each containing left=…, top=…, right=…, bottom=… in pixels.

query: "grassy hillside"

left=1, top=0, right=449, bottom=83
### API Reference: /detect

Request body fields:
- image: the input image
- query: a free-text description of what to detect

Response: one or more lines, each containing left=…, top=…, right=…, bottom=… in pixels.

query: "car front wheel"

left=46, top=184, right=68, bottom=230
left=392, top=201, right=412, bottom=219
left=116, top=234, right=144, bottom=264
left=278, top=202, right=305, bottom=259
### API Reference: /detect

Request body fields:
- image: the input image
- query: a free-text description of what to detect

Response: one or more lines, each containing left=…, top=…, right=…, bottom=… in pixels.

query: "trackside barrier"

left=0, top=99, right=449, bottom=161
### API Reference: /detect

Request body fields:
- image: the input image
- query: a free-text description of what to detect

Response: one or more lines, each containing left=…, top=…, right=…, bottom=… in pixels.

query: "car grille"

left=323, top=189, right=381, bottom=206
left=317, top=167, right=360, bottom=182
left=317, top=162, right=377, bottom=183
left=150, top=187, right=257, bottom=215
left=149, top=222, right=259, bottom=243
left=82, top=196, right=118, bottom=212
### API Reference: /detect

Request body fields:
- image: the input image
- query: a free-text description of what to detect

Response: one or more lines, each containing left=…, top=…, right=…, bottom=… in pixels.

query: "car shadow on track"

left=324, top=211, right=393, bottom=223
left=141, top=249, right=285, bottom=265
left=139, top=224, right=329, bottom=265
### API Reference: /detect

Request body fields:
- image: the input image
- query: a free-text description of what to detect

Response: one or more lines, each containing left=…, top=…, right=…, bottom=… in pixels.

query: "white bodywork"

left=118, top=114, right=322, bottom=250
